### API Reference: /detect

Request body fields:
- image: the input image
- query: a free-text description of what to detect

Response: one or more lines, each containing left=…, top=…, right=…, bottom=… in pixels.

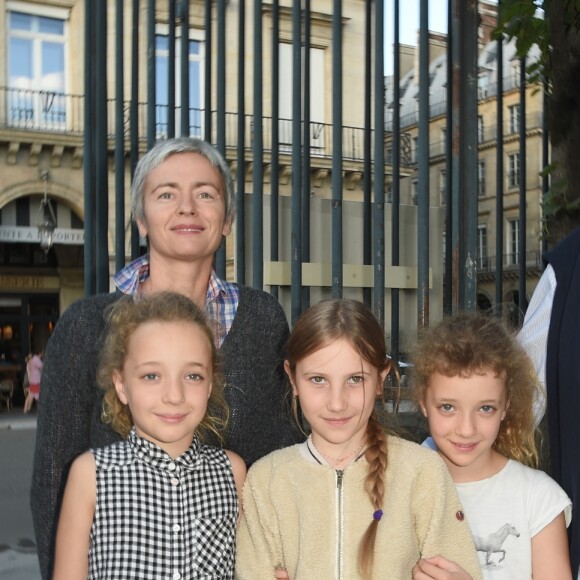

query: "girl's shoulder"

left=504, top=459, right=570, bottom=496
left=387, top=435, right=446, bottom=464
left=91, top=439, right=133, bottom=469
left=385, top=436, right=451, bottom=483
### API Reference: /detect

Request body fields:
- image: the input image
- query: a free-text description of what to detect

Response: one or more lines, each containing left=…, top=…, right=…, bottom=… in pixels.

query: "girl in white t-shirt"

left=411, top=313, right=572, bottom=580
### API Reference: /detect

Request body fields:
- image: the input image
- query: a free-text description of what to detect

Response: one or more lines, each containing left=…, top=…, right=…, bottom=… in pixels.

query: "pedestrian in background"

left=24, top=350, right=42, bottom=414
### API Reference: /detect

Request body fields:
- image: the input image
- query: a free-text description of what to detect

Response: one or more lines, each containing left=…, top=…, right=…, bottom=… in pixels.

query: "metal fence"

left=81, top=0, right=543, bottom=355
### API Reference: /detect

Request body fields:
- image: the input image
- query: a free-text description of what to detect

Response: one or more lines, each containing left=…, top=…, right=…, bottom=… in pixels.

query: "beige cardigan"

left=236, top=436, right=482, bottom=580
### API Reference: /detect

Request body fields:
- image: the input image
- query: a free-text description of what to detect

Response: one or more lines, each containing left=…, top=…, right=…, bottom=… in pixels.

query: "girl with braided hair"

left=236, top=299, right=482, bottom=580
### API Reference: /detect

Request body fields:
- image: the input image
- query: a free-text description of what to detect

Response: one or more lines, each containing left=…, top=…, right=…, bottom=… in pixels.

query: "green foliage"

left=495, top=0, right=551, bottom=85
left=540, top=162, right=580, bottom=218
left=497, top=1, right=580, bottom=235
left=495, top=0, right=580, bottom=87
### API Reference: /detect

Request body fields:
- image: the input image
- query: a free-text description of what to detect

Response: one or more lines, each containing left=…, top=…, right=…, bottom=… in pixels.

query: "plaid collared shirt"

left=114, top=254, right=239, bottom=347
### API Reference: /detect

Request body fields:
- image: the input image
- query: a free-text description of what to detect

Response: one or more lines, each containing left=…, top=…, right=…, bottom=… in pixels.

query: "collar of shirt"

left=113, top=254, right=239, bottom=347
left=127, top=427, right=200, bottom=473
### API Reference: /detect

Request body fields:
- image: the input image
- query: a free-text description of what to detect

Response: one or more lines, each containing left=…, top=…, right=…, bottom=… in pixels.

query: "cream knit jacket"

left=236, top=436, right=482, bottom=580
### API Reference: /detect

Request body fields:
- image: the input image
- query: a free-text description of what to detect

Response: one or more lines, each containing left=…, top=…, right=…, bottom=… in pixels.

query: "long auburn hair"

left=98, top=292, right=229, bottom=444
left=285, top=299, right=393, bottom=579
left=411, top=312, right=540, bottom=467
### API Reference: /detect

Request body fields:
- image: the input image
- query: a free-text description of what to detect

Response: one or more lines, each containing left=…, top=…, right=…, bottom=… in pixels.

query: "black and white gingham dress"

left=88, top=429, right=238, bottom=579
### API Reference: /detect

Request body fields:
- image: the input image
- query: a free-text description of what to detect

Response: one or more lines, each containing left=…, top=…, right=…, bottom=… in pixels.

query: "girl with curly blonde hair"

left=411, top=313, right=572, bottom=580
left=54, top=292, right=245, bottom=580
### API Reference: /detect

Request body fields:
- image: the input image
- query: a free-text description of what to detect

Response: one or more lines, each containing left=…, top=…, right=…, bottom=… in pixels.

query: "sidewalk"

left=0, top=410, right=37, bottom=431
left=0, top=409, right=41, bottom=580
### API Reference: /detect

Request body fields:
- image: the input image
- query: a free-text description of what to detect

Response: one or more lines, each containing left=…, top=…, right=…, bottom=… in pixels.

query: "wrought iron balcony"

left=0, top=86, right=414, bottom=166
left=476, top=251, right=543, bottom=274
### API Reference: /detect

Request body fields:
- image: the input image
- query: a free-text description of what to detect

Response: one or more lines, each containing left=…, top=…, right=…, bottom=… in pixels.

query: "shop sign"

left=0, top=226, right=84, bottom=245
left=0, top=275, right=60, bottom=290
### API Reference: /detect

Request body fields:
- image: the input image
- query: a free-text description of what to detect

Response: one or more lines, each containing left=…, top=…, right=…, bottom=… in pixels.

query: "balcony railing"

left=476, top=251, right=542, bottom=273
left=426, top=112, right=543, bottom=159
left=0, top=86, right=414, bottom=166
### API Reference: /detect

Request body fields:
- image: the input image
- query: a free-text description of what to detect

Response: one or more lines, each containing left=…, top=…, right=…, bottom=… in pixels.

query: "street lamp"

left=36, top=170, right=57, bottom=253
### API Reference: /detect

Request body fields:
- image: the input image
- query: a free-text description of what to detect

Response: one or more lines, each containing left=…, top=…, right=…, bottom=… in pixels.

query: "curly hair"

left=285, top=299, right=395, bottom=579
left=97, top=292, right=229, bottom=444
left=410, top=312, right=540, bottom=467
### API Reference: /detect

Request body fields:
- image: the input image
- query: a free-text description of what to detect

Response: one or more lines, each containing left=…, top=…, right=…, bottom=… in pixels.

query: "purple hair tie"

left=373, top=509, right=383, bottom=521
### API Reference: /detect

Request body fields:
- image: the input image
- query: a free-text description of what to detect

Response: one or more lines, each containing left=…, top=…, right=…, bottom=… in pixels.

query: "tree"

left=498, top=0, right=580, bottom=244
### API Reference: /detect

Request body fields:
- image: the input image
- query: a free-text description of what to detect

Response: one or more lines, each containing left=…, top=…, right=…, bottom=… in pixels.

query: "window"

left=411, top=179, right=418, bottom=205
left=511, top=60, right=521, bottom=86
left=7, top=6, right=67, bottom=129
left=477, top=224, right=488, bottom=269
left=478, top=160, right=486, bottom=197
left=508, top=152, right=520, bottom=188
left=439, top=169, right=446, bottom=205
left=477, top=115, right=484, bottom=143
left=508, top=104, right=519, bottom=134
left=508, top=218, right=519, bottom=265
left=411, top=136, right=418, bottom=163
left=478, top=74, right=489, bottom=99
left=279, top=44, right=325, bottom=151
left=155, top=31, right=204, bottom=138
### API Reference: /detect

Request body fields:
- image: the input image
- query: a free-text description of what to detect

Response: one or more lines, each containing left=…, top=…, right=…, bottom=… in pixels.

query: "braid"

left=358, top=412, right=389, bottom=579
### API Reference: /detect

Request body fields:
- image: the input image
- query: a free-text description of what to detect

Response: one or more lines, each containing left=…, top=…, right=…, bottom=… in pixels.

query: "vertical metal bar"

left=444, top=0, right=453, bottom=314
left=130, top=0, right=140, bottom=260
left=518, top=55, right=527, bottom=321
left=236, top=0, right=247, bottom=284
left=301, top=1, right=311, bottom=308
left=215, top=0, right=227, bottom=277
left=331, top=0, right=343, bottom=298
left=180, top=0, right=190, bottom=136
left=168, top=0, right=176, bottom=138
left=495, top=32, right=504, bottom=311
left=270, top=0, right=280, bottom=299
left=147, top=0, right=156, bottom=148
left=390, top=0, right=401, bottom=359
left=542, top=84, right=549, bottom=255
left=373, top=0, right=385, bottom=323
left=252, top=0, right=264, bottom=288
left=417, top=0, right=429, bottom=326
left=83, top=0, right=95, bottom=296
left=362, top=0, right=372, bottom=308
left=115, top=0, right=125, bottom=273
left=291, top=0, right=303, bottom=323
left=216, top=0, right=226, bottom=151
left=95, top=0, right=109, bottom=293
left=463, top=0, right=478, bottom=312
left=204, top=0, right=212, bottom=141
left=450, top=0, right=461, bottom=312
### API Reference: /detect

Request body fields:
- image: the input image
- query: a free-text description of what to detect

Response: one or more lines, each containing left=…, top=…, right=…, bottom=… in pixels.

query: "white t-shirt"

left=517, top=263, right=556, bottom=423
left=455, top=459, right=572, bottom=579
